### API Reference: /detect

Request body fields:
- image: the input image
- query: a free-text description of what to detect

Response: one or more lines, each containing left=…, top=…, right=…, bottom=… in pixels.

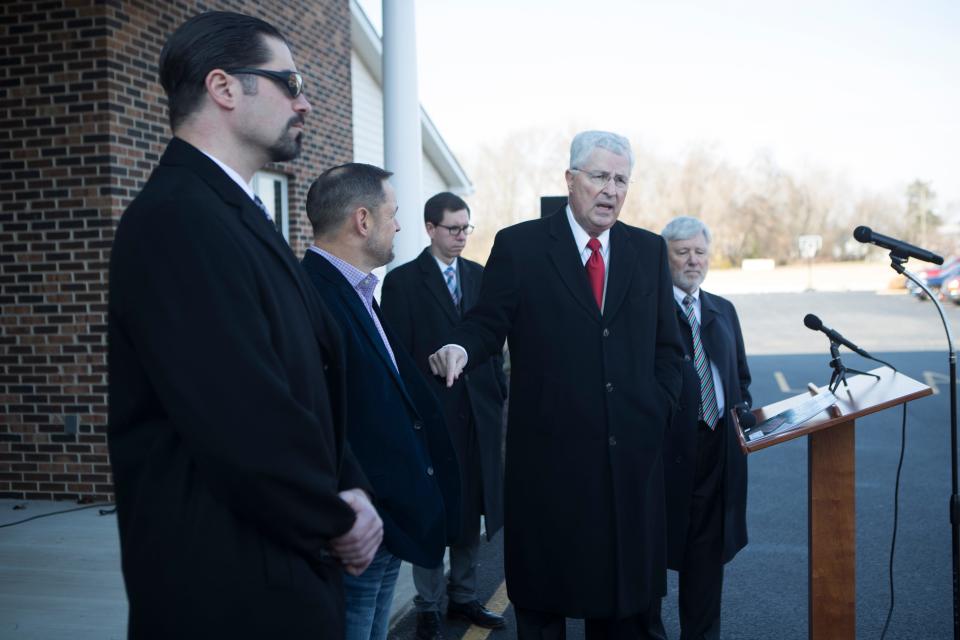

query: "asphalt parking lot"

left=392, top=289, right=958, bottom=640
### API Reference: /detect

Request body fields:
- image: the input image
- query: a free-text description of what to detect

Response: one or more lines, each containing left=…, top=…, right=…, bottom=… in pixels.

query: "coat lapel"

left=162, top=138, right=335, bottom=359
left=304, top=252, right=411, bottom=395
left=698, top=290, right=726, bottom=377
left=459, top=258, right=479, bottom=311
left=547, top=210, right=602, bottom=320
left=417, top=249, right=460, bottom=322
left=602, top=222, right=638, bottom=321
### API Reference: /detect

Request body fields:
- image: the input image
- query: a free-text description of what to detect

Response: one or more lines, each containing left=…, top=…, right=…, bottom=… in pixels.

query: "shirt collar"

left=565, top=205, right=610, bottom=254
left=309, top=245, right=379, bottom=304
left=432, top=254, right=458, bottom=273
left=673, top=285, right=700, bottom=307
left=198, top=148, right=257, bottom=202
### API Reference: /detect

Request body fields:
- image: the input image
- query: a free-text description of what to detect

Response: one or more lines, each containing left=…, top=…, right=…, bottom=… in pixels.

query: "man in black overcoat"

left=301, top=164, right=461, bottom=640
left=429, top=131, right=684, bottom=639
left=381, top=192, right=508, bottom=638
left=656, top=216, right=753, bottom=640
left=108, top=13, right=382, bottom=639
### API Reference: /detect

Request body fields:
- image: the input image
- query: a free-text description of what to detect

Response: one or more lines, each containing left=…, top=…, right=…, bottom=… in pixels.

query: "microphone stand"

left=889, top=252, right=960, bottom=640
left=827, top=340, right=880, bottom=394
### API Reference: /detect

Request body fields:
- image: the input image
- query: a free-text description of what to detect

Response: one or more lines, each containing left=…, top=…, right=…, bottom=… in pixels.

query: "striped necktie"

left=444, top=265, right=460, bottom=305
left=682, top=295, right=720, bottom=430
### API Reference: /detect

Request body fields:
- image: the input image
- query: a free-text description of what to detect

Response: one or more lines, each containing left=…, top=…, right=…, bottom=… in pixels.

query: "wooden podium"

left=734, top=367, right=932, bottom=640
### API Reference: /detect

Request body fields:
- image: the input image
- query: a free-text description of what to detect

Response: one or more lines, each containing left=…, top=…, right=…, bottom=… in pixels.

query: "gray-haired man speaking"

left=429, top=131, right=684, bottom=639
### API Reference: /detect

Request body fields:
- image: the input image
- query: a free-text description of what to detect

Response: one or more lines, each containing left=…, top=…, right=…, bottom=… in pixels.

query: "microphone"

left=853, top=226, right=943, bottom=265
left=803, top=314, right=872, bottom=358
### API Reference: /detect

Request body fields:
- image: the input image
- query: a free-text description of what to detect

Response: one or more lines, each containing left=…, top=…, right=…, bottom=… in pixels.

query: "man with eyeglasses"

left=108, top=12, right=381, bottom=639
left=382, top=193, right=509, bottom=639
left=429, top=131, right=684, bottom=639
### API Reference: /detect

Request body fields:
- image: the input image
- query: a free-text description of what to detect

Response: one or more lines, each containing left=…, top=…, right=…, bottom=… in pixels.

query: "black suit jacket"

left=450, top=209, right=684, bottom=619
left=381, top=249, right=507, bottom=542
left=664, top=289, right=752, bottom=569
left=108, top=138, right=368, bottom=639
left=301, top=250, right=461, bottom=568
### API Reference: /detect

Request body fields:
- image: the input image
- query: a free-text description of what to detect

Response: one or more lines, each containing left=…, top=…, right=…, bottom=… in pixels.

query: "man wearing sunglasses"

left=382, top=193, right=509, bottom=639
left=108, top=12, right=381, bottom=639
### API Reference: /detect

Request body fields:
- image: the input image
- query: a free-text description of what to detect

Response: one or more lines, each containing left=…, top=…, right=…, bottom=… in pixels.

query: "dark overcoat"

left=381, top=248, right=507, bottom=542
left=108, top=138, right=369, bottom=639
left=664, top=289, right=752, bottom=568
left=301, top=250, right=461, bottom=568
left=450, top=210, right=684, bottom=619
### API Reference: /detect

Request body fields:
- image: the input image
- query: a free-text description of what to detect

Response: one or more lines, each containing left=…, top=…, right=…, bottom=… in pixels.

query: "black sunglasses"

left=225, top=68, right=304, bottom=98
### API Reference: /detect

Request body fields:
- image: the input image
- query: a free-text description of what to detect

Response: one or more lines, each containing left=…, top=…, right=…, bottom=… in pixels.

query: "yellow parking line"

left=461, top=581, right=509, bottom=640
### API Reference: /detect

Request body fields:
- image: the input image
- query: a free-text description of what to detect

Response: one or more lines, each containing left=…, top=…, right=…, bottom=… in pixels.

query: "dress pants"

left=514, top=602, right=667, bottom=640
left=412, top=522, right=481, bottom=611
left=414, top=411, right=485, bottom=611
left=342, top=545, right=402, bottom=640
left=676, top=418, right=727, bottom=640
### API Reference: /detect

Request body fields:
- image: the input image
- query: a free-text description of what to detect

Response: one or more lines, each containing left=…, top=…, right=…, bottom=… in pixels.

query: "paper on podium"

left=742, top=392, right=838, bottom=442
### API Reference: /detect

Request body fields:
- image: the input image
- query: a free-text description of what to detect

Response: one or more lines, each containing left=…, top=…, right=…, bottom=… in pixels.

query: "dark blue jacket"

left=302, top=250, right=461, bottom=568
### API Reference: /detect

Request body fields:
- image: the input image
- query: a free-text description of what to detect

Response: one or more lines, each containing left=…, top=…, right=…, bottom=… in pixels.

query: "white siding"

left=421, top=156, right=446, bottom=200
left=351, top=51, right=384, bottom=167
left=351, top=52, right=451, bottom=203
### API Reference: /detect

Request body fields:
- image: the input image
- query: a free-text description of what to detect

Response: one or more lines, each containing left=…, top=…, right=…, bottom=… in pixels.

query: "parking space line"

left=461, top=581, right=509, bottom=640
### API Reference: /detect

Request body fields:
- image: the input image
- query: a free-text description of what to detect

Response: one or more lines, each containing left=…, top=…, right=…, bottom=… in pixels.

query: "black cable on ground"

left=0, top=502, right=114, bottom=528
left=880, top=404, right=908, bottom=640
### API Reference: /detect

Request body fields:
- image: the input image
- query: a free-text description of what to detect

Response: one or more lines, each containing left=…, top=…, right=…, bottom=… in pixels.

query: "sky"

left=357, top=0, right=960, bottom=208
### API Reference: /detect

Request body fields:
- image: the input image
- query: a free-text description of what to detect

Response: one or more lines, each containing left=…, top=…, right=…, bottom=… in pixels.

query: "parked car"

left=944, top=273, right=960, bottom=305
left=907, top=256, right=960, bottom=300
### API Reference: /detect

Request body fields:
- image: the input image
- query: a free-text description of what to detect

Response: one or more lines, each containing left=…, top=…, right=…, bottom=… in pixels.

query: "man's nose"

left=295, top=93, right=312, bottom=114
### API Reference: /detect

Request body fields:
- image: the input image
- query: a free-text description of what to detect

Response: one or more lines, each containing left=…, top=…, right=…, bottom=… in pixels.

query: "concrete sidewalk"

left=0, top=499, right=428, bottom=639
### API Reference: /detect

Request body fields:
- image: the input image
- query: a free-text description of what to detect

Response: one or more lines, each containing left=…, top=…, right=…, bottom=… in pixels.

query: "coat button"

left=675, top=456, right=682, bottom=464
left=683, top=355, right=691, bottom=361
left=609, top=435, right=617, bottom=446
left=605, top=382, right=614, bottom=392
left=602, top=328, right=610, bottom=337
left=464, top=373, right=470, bottom=382
left=426, top=466, right=434, bottom=476
left=413, top=420, right=423, bottom=430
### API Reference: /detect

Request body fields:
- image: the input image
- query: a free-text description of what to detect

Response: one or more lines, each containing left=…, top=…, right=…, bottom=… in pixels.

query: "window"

left=252, top=171, right=290, bottom=242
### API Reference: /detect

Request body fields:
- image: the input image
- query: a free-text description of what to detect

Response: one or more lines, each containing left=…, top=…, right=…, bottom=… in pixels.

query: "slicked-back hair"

left=159, top=11, right=286, bottom=130
left=569, top=130, right=634, bottom=172
left=306, top=163, right=394, bottom=238
left=661, top=216, right=712, bottom=245
left=424, top=192, right=470, bottom=225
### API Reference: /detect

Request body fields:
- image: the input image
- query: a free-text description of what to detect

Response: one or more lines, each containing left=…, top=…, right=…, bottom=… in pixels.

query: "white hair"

left=661, top=216, right=712, bottom=245
left=569, top=130, right=634, bottom=172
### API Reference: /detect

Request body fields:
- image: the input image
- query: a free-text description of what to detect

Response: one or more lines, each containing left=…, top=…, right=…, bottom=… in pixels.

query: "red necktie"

left=586, top=237, right=604, bottom=310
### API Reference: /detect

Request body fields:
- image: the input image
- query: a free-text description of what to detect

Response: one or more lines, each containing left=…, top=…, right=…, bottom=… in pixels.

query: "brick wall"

left=0, top=0, right=354, bottom=501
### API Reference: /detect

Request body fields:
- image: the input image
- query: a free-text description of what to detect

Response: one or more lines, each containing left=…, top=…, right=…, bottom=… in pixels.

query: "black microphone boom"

left=803, top=313, right=873, bottom=358
left=853, top=226, right=944, bottom=265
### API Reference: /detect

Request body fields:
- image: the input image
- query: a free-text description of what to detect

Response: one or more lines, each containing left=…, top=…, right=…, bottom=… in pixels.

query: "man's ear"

left=354, top=206, right=372, bottom=238
left=205, top=69, right=240, bottom=110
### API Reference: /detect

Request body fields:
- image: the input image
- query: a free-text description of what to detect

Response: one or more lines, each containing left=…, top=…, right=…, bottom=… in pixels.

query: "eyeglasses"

left=225, top=68, right=304, bottom=98
left=571, top=168, right=632, bottom=191
left=435, top=223, right=475, bottom=236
